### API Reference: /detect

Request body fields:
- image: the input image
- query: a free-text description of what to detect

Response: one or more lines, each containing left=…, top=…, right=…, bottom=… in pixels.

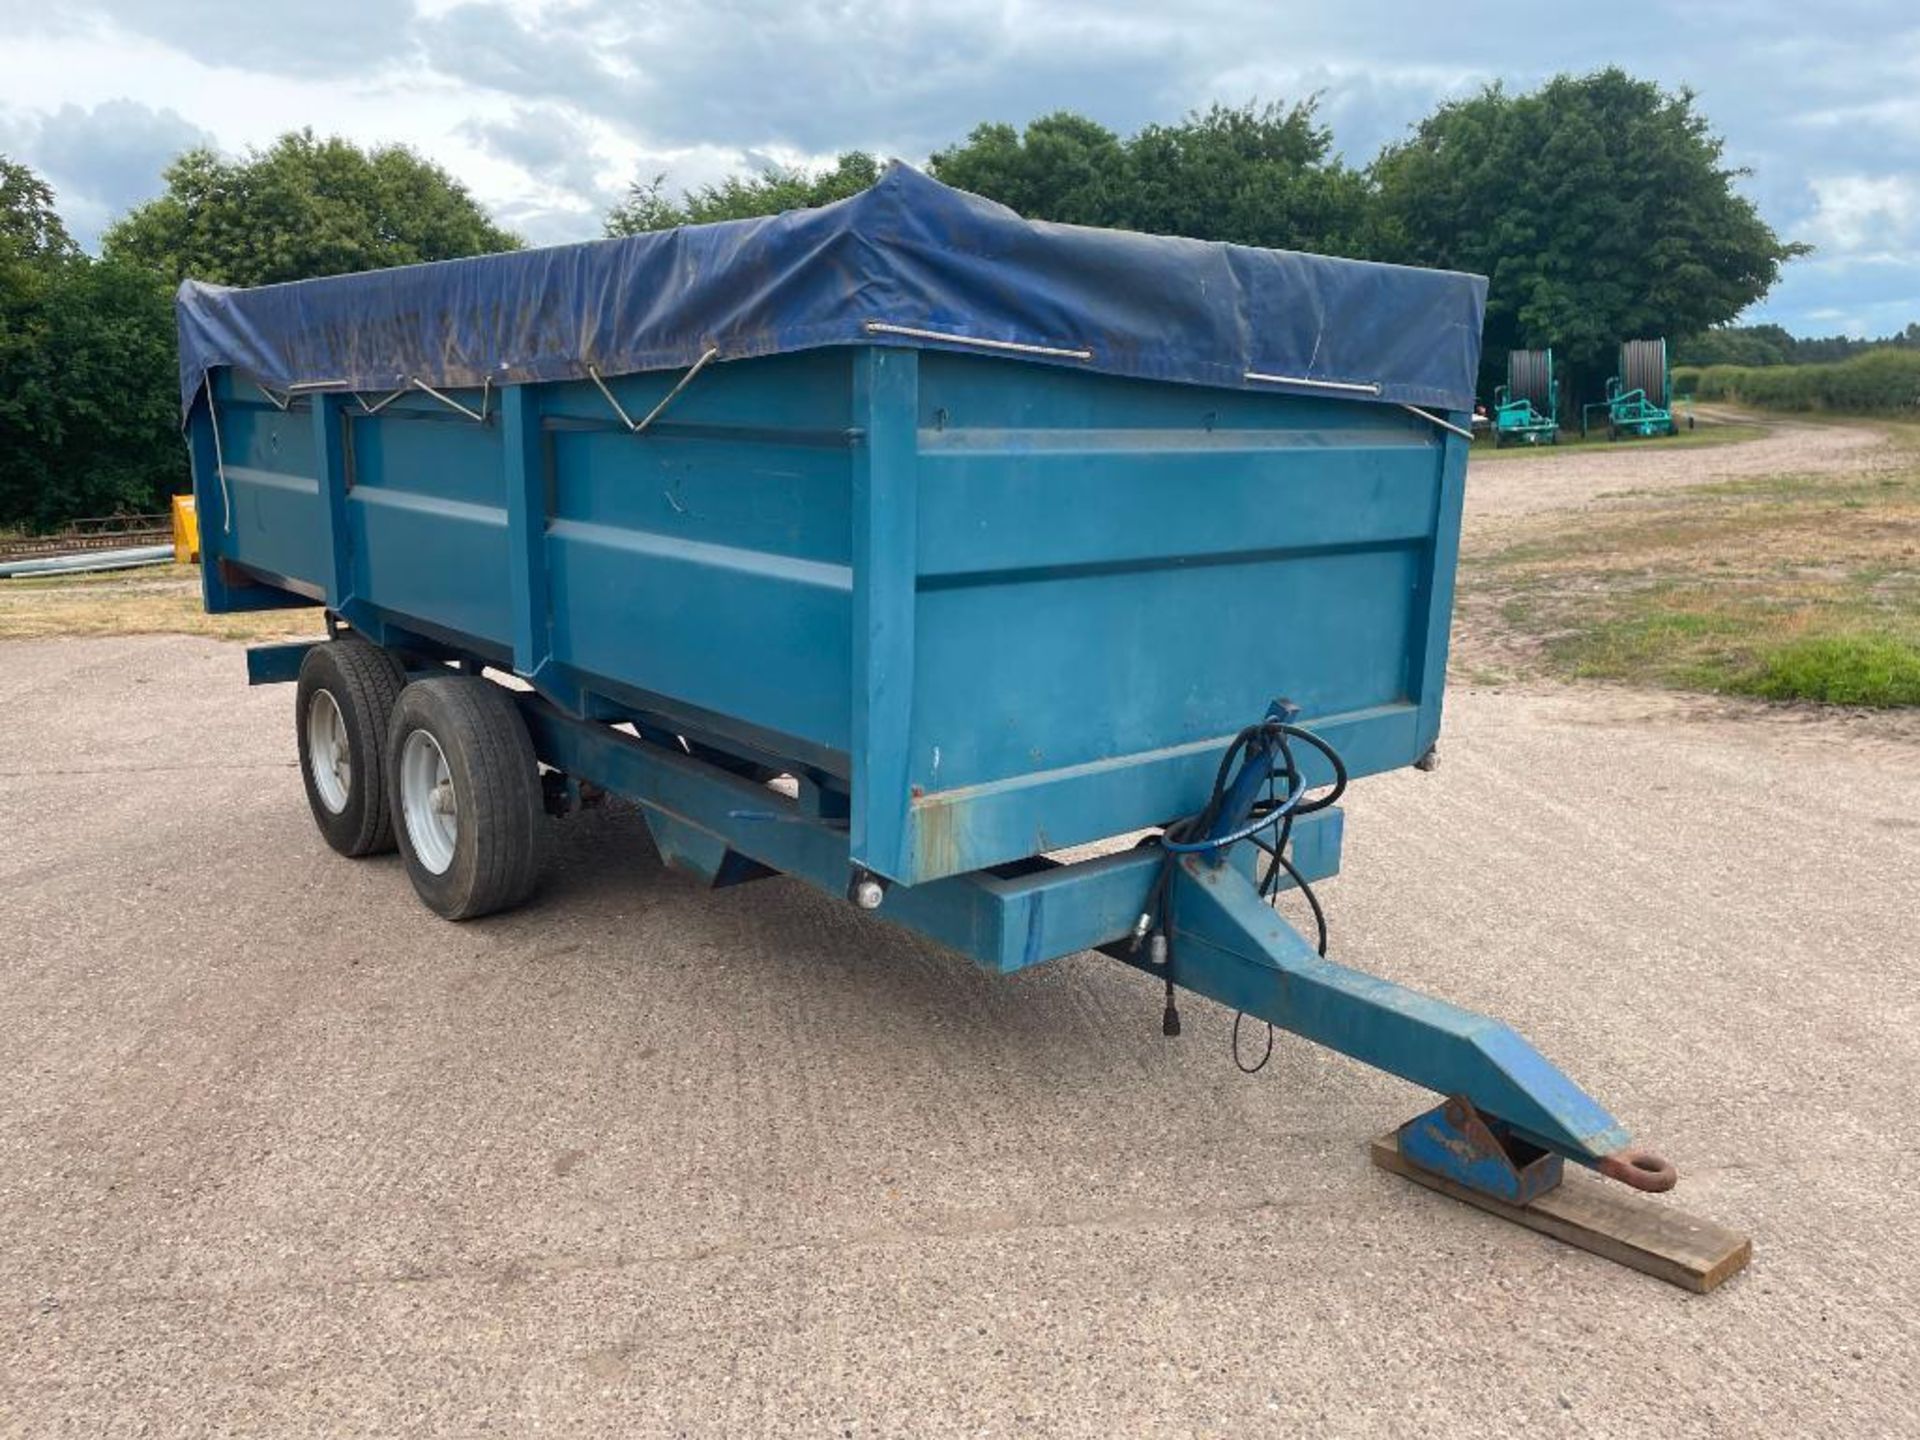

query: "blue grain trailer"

left=177, top=166, right=1690, bottom=1265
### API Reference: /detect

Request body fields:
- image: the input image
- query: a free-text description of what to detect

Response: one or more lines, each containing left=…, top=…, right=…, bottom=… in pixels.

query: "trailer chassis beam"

left=528, top=692, right=1677, bottom=1198
left=1110, top=852, right=1676, bottom=1191
left=517, top=695, right=1344, bottom=976
left=249, top=651, right=1706, bottom=1261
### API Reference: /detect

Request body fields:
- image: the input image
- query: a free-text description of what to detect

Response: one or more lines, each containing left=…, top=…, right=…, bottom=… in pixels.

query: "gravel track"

left=1464, top=411, right=1899, bottom=542
left=2, top=428, right=1918, bottom=1435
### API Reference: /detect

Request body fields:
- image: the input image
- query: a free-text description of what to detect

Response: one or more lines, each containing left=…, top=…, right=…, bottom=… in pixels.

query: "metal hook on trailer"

left=1399, top=404, right=1475, bottom=441
left=1598, top=1147, right=1680, bottom=1192
left=261, top=379, right=353, bottom=411
left=588, top=348, right=723, bottom=435
left=1244, top=370, right=1383, bottom=396
left=408, top=375, right=491, bottom=424
left=249, top=373, right=493, bottom=424
left=861, top=321, right=1094, bottom=362
left=1242, top=368, right=1471, bottom=441
left=355, top=386, right=410, bottom=416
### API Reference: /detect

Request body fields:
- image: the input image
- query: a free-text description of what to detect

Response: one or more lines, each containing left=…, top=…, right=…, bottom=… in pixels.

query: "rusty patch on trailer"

left=1598, top=1147, right=1680, bottom=1194
left=1413, top=1099, right=1509, bottom=1171
left=1398, top=1097, right=1566, bottom=1207
left=1415, top=1121, right=1485, bottom=1171
left=910, top=791, right=965, bottom=880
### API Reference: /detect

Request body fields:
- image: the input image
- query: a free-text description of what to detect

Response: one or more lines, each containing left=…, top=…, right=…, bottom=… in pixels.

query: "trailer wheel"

left=387, top=677, right=544, bottom=920
left=295, top=637, right=407, bottom=857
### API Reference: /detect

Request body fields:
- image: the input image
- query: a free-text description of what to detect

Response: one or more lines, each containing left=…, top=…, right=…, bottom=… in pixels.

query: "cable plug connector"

left=1128, top=911, right=1152, bottom=952
left=1162, top=977, right=1181, bottom=1037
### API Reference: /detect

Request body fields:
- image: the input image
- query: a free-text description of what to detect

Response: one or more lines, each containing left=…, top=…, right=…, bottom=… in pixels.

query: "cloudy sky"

left=1, top=0, right=1915, bottom=336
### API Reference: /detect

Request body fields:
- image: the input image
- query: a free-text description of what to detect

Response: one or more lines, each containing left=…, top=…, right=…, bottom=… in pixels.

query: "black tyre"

left=295, top=637, right=407, bottom=857
left=386, top=677, right=544, bottom=920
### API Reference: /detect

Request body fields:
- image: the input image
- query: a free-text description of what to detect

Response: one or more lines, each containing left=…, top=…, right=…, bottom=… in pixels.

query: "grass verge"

left=1460, top=423, right=1920, bottom=706
left=1470, top=418, right=1767, bottom=461
left=0, top=565, right=323, bottom=643
left=1738, top=635, right=1920, bottom=706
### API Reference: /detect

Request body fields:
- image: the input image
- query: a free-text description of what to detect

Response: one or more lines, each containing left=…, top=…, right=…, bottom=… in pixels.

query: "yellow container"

left=171, top=493, right=199, bottom=564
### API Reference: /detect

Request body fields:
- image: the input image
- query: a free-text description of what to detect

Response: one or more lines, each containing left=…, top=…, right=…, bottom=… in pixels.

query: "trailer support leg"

left=1370, top=1121, right=1752, bottom=1292
left=1394, top=1096, right=1564, bottom=1204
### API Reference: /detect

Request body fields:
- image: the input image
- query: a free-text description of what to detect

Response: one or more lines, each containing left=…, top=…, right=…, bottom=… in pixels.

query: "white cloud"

left=1802, top=174, right=1920, bottom=259
left=0, top=0, right=1916, bottom=333
left=0, top=98, right=213, bottom=247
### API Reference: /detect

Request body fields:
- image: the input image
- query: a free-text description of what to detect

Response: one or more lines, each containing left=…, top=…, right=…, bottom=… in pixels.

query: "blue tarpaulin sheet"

left=176, top=163, right=1485, bottom=419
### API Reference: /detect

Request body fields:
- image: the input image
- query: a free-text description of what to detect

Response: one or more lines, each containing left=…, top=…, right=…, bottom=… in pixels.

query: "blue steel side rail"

left=514, top=695, right=1339, bottom=974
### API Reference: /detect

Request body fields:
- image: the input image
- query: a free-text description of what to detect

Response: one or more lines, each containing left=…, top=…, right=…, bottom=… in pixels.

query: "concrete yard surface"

left=2, top=636, right=1918, bottom=1436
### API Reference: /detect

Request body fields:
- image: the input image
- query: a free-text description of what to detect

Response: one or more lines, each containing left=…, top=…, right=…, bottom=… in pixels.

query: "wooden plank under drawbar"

left=1370, top=1131, right=1752, bottom=1293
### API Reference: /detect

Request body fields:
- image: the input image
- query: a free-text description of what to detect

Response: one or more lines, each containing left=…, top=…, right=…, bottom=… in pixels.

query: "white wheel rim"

left=306, top=689, right=351, bottom=815
left=399, top=728, right=458, bottom=875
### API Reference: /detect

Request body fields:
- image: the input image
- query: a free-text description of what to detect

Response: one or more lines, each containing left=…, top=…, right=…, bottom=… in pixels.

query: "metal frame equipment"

left=1492, top=348, right=1559, bottom=446
left=1583, top=337, right=1693, bottom=440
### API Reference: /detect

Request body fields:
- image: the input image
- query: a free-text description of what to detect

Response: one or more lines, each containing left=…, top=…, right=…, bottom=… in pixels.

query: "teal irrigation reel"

left=1492, top=349, right=1559, bottom=447
left=1583, top=338, right=1692, bottom=440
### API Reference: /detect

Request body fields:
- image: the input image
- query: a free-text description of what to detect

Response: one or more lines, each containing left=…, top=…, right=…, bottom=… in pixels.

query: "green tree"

left=1121, top=101, right=1372, bottom=254
left=1675, top=324, right=1795, bottom=367
left=103, top=130, right=520, bottom=286
left=929, top=112, right=1134, bottom=226
left=0, top=170, right=62, bottom=525
left=2, top=154, right=78, bottom=260
left=1371, top=69, right=1805, bottom=393
left=929, top=101, right=1374, bottom=248
left=1677, top=321, right=1920, bottom=368
left=1, top=157, right=182, bottom=530
left=606, top=151, right=883, bottom=234
left=26, top=259, right=182, bottom=524
left=610, top=101, right=1373, bottom=254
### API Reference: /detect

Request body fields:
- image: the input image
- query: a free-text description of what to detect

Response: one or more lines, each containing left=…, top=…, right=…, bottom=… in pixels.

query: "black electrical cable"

left=1231, top=1010, right=1273, bottom=1074
left=1145, top=714, right=1345, bottom=1074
